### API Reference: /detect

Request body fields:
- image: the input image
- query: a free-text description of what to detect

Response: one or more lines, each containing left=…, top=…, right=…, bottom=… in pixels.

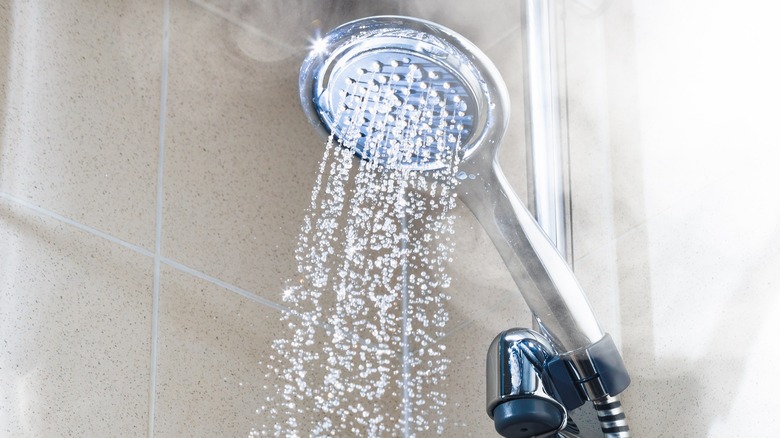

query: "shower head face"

left=300, top=16, right=509, bottom=171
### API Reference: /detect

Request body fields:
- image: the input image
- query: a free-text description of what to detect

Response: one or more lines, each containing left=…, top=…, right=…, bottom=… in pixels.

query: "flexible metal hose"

left=593, top=396, right=631, bottom=437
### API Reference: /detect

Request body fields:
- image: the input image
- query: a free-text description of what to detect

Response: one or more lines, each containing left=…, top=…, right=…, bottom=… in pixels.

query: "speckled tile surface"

left=0, top=199, right=152, bottom=436
left=160, top=0, right=322, bottom=300
left=4, top=0, right=780, bottom=436
left=152, top=264, right=284, bottom=436
left=0, top=0, right=162, bottom=251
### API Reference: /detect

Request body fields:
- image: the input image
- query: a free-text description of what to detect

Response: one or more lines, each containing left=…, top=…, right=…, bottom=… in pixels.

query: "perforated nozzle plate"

left=300, top=16, right=509, bottom=171
left=318, top=49, right=476, bottom=170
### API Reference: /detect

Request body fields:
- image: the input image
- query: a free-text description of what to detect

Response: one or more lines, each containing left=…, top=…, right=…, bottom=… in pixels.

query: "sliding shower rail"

left=518, top=1, right=631, bottom=437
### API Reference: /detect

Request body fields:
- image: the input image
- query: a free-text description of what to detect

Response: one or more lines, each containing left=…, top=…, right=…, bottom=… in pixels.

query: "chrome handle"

left=459, top=153, right=603, bottom=354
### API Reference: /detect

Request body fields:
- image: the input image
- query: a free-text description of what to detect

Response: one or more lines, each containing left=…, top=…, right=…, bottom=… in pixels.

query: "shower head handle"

left=458, top=153, right=603, bottom=353
left=460, top=153, right=631, bottom=404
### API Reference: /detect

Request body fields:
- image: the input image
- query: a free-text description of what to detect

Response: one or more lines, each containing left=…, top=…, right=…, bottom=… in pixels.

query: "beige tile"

left=0, top=0, right=162, bottom=250
left=153, top=265, right=282, bottom=436
left=1, top=3, right=10, bottom=129
left=0, top=199, right=152, bottom=436
left=154, top=264, right=408, bottom=436
left=162, top=0, right=322, bottom=300
left=154, top=209, right=523, bottom=436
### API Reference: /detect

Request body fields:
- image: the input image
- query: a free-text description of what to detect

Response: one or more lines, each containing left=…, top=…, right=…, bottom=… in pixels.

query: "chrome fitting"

left=486, top=328, right=567, bottom=438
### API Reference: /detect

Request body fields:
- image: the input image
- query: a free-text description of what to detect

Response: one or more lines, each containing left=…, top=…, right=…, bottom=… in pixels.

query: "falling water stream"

left=255, top=60, right=469, bottom=437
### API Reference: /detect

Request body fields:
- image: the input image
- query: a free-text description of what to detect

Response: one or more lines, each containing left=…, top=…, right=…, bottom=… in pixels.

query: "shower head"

left=299, top=16, right=509, bottom=171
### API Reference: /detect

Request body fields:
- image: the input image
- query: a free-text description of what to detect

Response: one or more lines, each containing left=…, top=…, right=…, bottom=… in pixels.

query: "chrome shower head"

left=299, top=16, right=630, bottom=430
left=299, top=16, right=509, bottom=171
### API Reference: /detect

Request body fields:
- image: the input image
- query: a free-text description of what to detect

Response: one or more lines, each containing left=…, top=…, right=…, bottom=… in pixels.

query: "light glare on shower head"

left=310, top=37, right=328, bottom=54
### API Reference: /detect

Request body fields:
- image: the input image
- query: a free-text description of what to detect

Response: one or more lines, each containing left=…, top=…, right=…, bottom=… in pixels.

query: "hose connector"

left=486, top=328, right=567, bottom=437
left=487, top=329, right=631, bottom=437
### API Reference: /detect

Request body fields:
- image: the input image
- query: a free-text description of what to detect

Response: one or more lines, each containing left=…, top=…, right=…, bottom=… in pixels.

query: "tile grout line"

left=149, top=0, right=170, bottom=436
left=160, top=257, right=293, bottom=314
left=0, top=192, right=155, bottom=258
left=0, top=192, right=293, bottom=315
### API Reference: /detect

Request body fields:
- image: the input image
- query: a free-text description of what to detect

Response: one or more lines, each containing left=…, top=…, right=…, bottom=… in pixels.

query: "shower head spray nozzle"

left=299, top=16, right=509, bottom=171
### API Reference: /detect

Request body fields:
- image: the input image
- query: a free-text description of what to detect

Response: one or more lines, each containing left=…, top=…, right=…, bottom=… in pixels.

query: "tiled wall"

left=2, top=0, right=779, bottom=437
